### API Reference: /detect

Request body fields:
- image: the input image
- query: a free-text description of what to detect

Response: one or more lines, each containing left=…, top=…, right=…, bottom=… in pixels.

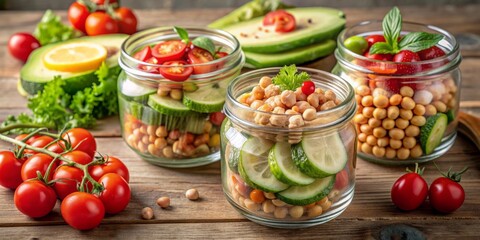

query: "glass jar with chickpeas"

left=221, top=66, right=356, bottom=228
left=333, top=20, right=461, bottom=165
left=118, top=27, right=244, bottom=167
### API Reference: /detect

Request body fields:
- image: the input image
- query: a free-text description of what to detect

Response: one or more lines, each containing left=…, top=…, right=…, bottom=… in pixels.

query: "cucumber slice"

left=446, top=109, right=455, bottom=123
left=268, top=142, right=315, bottom=186
left=292, top=133, right=348, bottom=178
left=420, top=113, right=448, bottom=155
left=183, top=83, right=226, bottom=113
left=238, top=138, right=289, bottom=193
left=147, top=94, right=191, bottom=117
left=276, top=175, right=335, bottom=206
left=121, top=74, right=156, bottom=103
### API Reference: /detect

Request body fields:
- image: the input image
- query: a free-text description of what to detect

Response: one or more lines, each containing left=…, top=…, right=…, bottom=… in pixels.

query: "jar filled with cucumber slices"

left=221, top=66, right=357, bottom=228
left=118, top=27, right=244, bottom=168
left=332, top=7, right=462, bottom=165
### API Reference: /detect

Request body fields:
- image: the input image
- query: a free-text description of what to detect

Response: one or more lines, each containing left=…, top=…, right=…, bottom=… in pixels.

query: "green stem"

left=0, top=123, right=50, bottom=134
left=0, top=134, right=72, bottom=163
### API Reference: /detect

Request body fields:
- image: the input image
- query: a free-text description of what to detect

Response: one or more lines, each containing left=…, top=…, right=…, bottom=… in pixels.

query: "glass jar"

left=221, top=68, right=357, bottom=228
left=118, top=27, right=244, bottom=168
left=333, top=21, right=461, bottom=165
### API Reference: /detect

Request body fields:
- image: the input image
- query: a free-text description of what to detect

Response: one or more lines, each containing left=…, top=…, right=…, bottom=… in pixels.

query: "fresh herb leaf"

left=369, top=42, right=395, bottom=55
left=192, top=36, right=216, bottom=56
left=398, top=32, right=443, bottom=52
left=382, top=6, right=401, bottom=51
left=272, top=65, right=310, bottom=91
left=33, top=10, right=81, bottom=45
left=174, top=26, right=190, bottom=43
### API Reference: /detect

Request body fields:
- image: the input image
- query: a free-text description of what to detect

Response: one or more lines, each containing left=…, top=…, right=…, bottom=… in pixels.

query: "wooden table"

left=1, top=5, right=479, bottom=239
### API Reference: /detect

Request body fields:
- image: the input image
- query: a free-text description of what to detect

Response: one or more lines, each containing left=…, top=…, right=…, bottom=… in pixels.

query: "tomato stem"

left=432, top=161, right=468, bottom=182
left=0, top=123, right=52, bottom=134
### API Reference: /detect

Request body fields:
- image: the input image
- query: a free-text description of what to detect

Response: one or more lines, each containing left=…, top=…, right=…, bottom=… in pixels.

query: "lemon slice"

left=43, top=42, right=107, bottom=72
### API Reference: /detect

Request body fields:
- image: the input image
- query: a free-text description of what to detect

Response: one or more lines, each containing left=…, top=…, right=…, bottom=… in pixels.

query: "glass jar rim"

left=225, top=67, right=356, bottom=133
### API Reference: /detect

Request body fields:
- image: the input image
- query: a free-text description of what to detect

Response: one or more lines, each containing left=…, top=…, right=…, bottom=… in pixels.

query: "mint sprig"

left=369, top=6, right=443, bottom=55
left=173, top=26, right=216, bottom=56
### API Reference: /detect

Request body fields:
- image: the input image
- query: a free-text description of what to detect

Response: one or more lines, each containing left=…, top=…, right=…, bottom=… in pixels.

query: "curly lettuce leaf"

left=33, top=10, right=81, bottom=45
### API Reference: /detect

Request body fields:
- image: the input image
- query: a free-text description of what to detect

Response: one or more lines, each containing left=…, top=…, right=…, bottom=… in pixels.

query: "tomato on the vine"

left=62, top=128, right=97, bottom=158
left=68, top=2, right=90, bottom=33
left=8, top=33, right=41, bottom=62
left=152, top=40, right=187, bottom=63
left=209, top=112, right=226, bottom=126
left=262, top=10, right=296, bottom=33
left=187, top=47, right=215, bottom=74
left=61, top=192, right=105, bottom=230
left=429, top=166, right=467, bottom=213
left=0, top=151, right=23, bottom=190
left=21, top=153, right=57, bottom=181
left=14, top=180, right=57, bottom=218
left=85, top=12, right=119, bottom=36
left=24, top=136, right=54, bottom=154
left=391, top=164, right=428, bottom=211
left=61, top=150, right=93, bottom=165
left=89, top=156, right=130, bottom=182
left=115, top=7, right=137, bottom=34
left=159, top=60, right=193, bottom=82
left=98, top=173, right=131, bottom=214
left=52, top=166, right=85, bottom=200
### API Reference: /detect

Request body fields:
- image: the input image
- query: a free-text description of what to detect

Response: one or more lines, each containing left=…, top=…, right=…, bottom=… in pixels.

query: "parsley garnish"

left=272, top=65, right=310, bottom=91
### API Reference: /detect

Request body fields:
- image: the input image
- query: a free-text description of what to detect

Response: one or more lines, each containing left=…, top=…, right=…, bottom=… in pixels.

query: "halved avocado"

left=223, top=7, right=345, bottom=53
left=20, top=34, right=128, bottom=95
left=244, top=39, right=336, bottom=68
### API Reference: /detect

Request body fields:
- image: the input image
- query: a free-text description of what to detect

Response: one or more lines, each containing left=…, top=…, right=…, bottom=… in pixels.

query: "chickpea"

left=361, top=95, right=373, bottom=107
left=373, top=127, right=387, bottom=138
left=400, top=86, right=414, bottom=97
left=288, top=115, right=305, bottom=128
left=324, top=90, right=336, bottom=101
left=317, top=197, right=328, bottom=205
left=397, top=148, right=410, bottom=160
left=362, top=107, right=374, bottom=118
left=389, top=128, right=405, bottom=140
left=264, top=192, right=276, bottom=200
left=360, top=124, right=373, bottom=135
left=156, top=197, right=171, bottom=208
left=147, top=143, right=156, bottom=155
left=264, top=84, right=280, bottom=98
left=294, top=88, right=307, bottom=101
left=355, top=94, right=362, bottom=105
left=303, top=108, right=317, bottom=121
left=405, top=125, right=420, bottom=137
left=447, top=98, right=457, bottom=109
left=401, top=97, right=416, bottom=110
left=389, top=139, right=402, bottom=149
left=318, top=93, right=327, bottom=106
left=372, top=146, right=386, bottom=157
left=399, top=109, right=413, bottom=120
left=441, top=93, right=453, bottom=103
left=320, top=101, right=336, bottom=111
left=353, top=113, right=368, bottom=124
left=146, top=125, right=156, bottom=136
left=291, top=106, right=300, bottom=113
left=270, top=115, right=287, bottom=127
left=272, top=199, right=287, bottom=207
left=411, top=115, right=426, bottom=127
left=186, top=188, right=200, bottom=200
left=356, top=85, right=371, bottom=96
left=169, top=130, right=180, bottom=140
left=432, top=101, right=447, bottom=113
left=385, top=147, right=397, bottom=159
left=295, top=101, right=311, bottom=113
left=273, top=95, right=287, bottom=109
left=204, top=121, right=213, bottom=133
left=285, top=109, right=298, bottom=115
left=382, top=118, right=395, bottom=130
left=360, top=143, right=373, bottom=154
left=170, top=89, right=183, bottom=100
left=289, top=206, right=304, bottom=219
left=157, top=86, right=170, bottom=97
left=377, top=137, right=390, bottom=147
left=127, top=134, right=136, bottom=147
left=368, top=118, right=382, bottom=128
left=244, top=199, right=260, bottom=211
left=262, top=200, right=275, bottom=213
left=162, top=146, right=174, bottom=158
left=141, top=207, right=154, bottom=220
left=395, top=118, right=409, bottom=130
left=307, top=205, right=323, bottom=218
left=315, top=88, right=325, bottom=95
left=358, top=133, right=367, bottom=142
left=306, top=92, right=320, bottom=108
left=280, top=90, right=296, bottom=108
left=373, top=95, right=389, bottom=108
left=389, top=94, right=403, bottom=106
left=413, top=104, right=426, bottom=116
left=259, top=76, right=272, bottom=89
left=373, top=108, right=387, bottom=120
left=403, top=137, right=417, bottom=149
left=366, top=135, right=377, bottom=146
left=250, top=100, right=264, bottom=110
left=387, top=106, right=400, bottom=119
left=139, top=125, right=148, bottom=134
left=372, top=88, right=391, bottom=98
left=237, top=93, right=250, bottom=104
left=319, top=200, right=332, bottom=211
left=410, top=144, right=423, bottom=158
left=274, top=207, right=288, bottom=219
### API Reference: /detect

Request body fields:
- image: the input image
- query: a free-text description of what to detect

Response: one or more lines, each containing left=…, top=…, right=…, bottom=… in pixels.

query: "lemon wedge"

left=43, top=42, right=107, bottom=72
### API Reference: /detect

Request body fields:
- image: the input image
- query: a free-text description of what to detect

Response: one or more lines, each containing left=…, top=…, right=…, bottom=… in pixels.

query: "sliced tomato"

left=152, top=40, right=187, bottom=62
left=133, top=46, right=152, bottom=62
left=139, top=57, right=160, bottom=73
left=215, top=51, right=229, bottom=59
left=159, top=61, right=193, bottom=82
left=263, top=10, right=296, bottom=33
left=187, top=47, right=215, bottom=74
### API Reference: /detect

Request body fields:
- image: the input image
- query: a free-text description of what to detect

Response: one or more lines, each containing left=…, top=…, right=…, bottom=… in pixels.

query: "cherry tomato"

left=209, top=112, right=226, bottom=126
left=215, top=51, right=229, bottom=59
left=62, top=128, right=97, bottom=158
left=14, top=134, right=40, bottom=144
left=301, top=80, right=315, bottom=95
left=152, top=40, right=187, bottom=62
left=417, top=46, right=446, bottom=60
left=61, top=192, right=105, bottom=230
left=393, top=50, right=421, bottom=75
left=68, top=2, right=90, bottom=33
left=365, top=34, right=386, bottom=48
left=8, top=33, right=41, bottom=62
left=391, top=169, right=428, bottom=211
left=85, top=12, right=119, bottom=36
left=52, top=166, right=85, bottom=200
left=89, top=156, right=130, bottom=182
left=140, top=57, right=160, bottom=73
left=14, top=180, right=57, bottom=218
left=61, top=150, right=93, bottom=165
left=24, top=136, right=55, bottom=154
left=21, top=153, right=57, bottom=181
left=429, top=177, right=465, bottom=213
left=187, top=47, right=215, bottom=74
left=92, top=0, right=119, bottom=7
left=98, top=173, right=131, bottom=214
left=334, top=169, right=349, bottom=191
left=159, top=60, right=193, bottom=82
left=0, top=151, right=23, bottom=190
left=133, top=46, right=152, bottom=62
left=364, top=52, right=394, bottom=62
left=115, top=7, right=137, bottom=34
left=263, top=10, right=296, bottom=33
left=47, top=141, right=66, bottom=154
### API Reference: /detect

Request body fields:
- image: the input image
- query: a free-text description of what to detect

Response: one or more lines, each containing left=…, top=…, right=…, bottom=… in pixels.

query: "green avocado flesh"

left=244, top=39, right=336, bottom=68
left=223, top=7, right=345, bottom=53
left=20, top=34, right=128, bottom=95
